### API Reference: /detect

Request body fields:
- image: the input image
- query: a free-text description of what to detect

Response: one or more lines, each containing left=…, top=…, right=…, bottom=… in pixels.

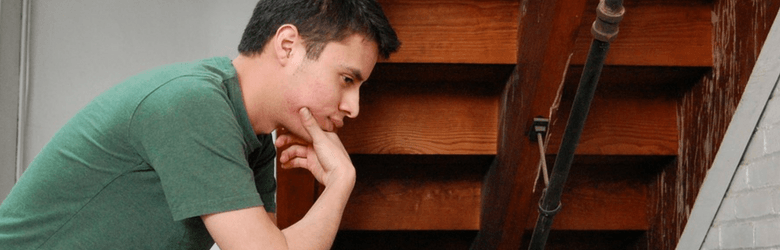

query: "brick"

left=743, top=129, right=766, bottom=162
left=755, top=217, right=780, bottom=247
left=702, top=226, right=720, bottom=250
left=767, top=127, right=780, bottom=155
left=773, top=189, right=780, bottom=215
left=747, top=156, right=780, bottom=189
left=761, top=97, right=780, bottom=128
left=736, top=190, right=773, bottom=219
left=721, top=222, right=753, bottom=249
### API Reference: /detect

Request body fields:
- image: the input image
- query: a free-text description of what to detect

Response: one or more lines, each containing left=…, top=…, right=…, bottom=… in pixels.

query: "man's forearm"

left=281, top=171, right=355, bottom=250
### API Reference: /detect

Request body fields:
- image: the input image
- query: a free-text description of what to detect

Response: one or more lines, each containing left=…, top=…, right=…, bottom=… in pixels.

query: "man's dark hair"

left=238, top=0, right=400, bottom=60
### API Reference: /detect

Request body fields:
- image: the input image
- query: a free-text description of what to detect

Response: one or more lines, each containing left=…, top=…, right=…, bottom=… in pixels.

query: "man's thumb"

left=299, top=107, right=324, bottom=139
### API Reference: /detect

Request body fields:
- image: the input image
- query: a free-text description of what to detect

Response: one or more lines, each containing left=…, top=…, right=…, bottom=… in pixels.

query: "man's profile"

left=0, top=0, right=400, bottom=249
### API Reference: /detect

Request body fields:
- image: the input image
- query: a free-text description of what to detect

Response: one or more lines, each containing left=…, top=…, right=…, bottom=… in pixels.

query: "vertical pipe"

left=527, top=39, right=610, bottom=250
left=527, top=0, right=623, bottom=249
left=16, top=0, right=31, bottom=181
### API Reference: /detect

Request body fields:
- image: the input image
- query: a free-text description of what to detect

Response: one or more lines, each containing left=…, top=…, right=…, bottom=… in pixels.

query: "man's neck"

left=232, top=53, right=282, bottom=135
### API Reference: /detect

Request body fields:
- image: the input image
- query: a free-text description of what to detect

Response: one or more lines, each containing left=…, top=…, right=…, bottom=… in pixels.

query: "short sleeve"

left=129, top=77, right=263, bottom=221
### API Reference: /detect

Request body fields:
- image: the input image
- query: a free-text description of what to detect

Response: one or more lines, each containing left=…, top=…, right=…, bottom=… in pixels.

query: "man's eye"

left=343, top=76, right=354, bottom=84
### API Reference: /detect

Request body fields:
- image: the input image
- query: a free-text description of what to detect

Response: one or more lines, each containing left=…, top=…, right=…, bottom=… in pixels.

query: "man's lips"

left=332, top=119, right=344, bottom=129
left=326, top=118, right=344, bottom=132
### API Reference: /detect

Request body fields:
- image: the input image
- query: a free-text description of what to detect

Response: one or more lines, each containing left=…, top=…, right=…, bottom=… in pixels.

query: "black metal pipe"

left=527, top=0, right=623, bottom=249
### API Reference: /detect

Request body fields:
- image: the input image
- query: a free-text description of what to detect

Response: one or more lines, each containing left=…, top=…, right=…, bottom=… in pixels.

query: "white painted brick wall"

left=755, top=217, right=780, bottom=247
left=703, top=227, right=720, bottom=250
left=703, top=84, right=780, bottom=249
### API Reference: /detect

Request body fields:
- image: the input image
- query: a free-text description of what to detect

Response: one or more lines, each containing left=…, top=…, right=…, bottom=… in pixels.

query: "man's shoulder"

left=132, top=57, right=235, bottom=87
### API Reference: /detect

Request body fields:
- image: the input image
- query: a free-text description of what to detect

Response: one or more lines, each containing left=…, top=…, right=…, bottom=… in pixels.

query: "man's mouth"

left=332, top=119, right=344, bottom=129
left=328, top=118, right=344, bottom=132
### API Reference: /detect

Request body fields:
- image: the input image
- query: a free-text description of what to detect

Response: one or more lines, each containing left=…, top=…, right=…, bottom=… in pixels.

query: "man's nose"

left=341, top=88, right=360, bottom=118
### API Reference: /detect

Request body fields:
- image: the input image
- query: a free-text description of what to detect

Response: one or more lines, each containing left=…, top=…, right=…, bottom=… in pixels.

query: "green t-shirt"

left=0, top=57, right=276, bottom=249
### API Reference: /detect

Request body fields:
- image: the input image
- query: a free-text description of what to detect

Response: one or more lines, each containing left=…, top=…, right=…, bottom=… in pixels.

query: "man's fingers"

left=280, top=156, right=325, bottom=181
left=275, top=133, right=307, bottom=149
left=281, top=157, right=310, bottom=170
left=299, top=107, right=326, bottom=142
left=278, top=144, right=308, bottom=163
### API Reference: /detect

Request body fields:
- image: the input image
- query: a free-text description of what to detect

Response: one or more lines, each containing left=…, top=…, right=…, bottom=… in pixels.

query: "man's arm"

left=202, top=180, right=352, bottom=250
left=202, top=107, right=356, bottom=250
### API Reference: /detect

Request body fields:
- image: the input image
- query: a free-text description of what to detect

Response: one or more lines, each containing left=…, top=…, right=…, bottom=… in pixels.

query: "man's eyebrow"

left=344, top=66, right=364, bottom=83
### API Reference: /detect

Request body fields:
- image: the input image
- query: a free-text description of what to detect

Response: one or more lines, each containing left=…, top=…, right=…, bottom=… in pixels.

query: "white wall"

left=21, top=0, right=257, bottom=169
left=0, top=0, right=23, bottom=202
left=3, top=1, right=258, bottom=248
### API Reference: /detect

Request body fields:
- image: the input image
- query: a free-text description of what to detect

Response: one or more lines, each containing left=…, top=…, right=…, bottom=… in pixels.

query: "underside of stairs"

left=275, top=0, right=780, bottom=249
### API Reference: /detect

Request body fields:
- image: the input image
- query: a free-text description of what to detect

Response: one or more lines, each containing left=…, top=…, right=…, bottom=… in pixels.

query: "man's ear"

left=273, top=24, right=300, bottom=66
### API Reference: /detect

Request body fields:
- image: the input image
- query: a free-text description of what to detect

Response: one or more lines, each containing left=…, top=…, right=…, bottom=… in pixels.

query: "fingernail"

left=299, top=107, right=311, bottom=119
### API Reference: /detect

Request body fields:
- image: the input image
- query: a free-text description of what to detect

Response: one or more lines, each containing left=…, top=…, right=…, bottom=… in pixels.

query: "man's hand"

left=275, top=107, right=355, bottom=187
left=205, top=108, right=356, bottom=250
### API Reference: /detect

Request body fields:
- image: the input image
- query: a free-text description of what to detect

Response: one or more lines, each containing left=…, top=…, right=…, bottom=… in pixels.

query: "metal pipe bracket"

left=591, top=0, right=625, bottom=42
left=538, top=199, right=562, bottom=218
left=528, top=117, right=550, bottom=142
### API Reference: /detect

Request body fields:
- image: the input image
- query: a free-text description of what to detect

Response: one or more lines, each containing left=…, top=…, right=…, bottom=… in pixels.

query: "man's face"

left=281, top=33, right=379, bottom=142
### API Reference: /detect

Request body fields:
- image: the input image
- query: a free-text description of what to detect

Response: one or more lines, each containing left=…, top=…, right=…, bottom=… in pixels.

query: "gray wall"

left=2, top=1, right=258, bottom=248
left=0, top=0, right=23, bottom=202
left=2, top=0, right=257, bottom=198
left=22, top=0, right=257, bottom=170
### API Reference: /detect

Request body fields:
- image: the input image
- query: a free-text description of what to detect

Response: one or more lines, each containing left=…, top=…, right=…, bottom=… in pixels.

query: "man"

left=0, top=0, right=400, bottom=249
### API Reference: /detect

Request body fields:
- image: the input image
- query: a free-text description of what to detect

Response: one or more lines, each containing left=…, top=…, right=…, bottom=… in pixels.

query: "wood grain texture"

left=275, top=166, right=316, bottom=229
left=338, top=65, right=511, bottom=155
left=332, top=230, right=478, bottom=250
left=649, top=0, right=780, bottom=249
left=475, top=0, right=590, bottom=248
left=340, top=155, right=652, bottom=231
left=572, top=0, right=713, bottom=67
left=340, top=155, right=491, bottom=230
left=377, top=0, right=518, bottom=64
left=527, top=162, right=653, bottom=230
left=546, top=65, right=707, bottom=156
left=338, top=95, right=497, bottom=154
left=546, top=72, right=680, bottom=156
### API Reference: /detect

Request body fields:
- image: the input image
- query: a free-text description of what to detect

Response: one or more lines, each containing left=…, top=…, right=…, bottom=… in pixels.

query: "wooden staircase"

left=275, top=0, right=780, bottom=249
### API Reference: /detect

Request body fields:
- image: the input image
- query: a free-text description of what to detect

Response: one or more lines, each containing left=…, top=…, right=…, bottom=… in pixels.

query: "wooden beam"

left=340, top=155, right=490, bottom=230
left=545, top=68, right=682, bottom=156
left=339, top=95, right=497, bottom=154
left=572, top=0, right=713, bottom=67
left=526, top=162, right=652, bottom=230
left=545, top=65, right=707, bottom=156
left=338, top=64, right=514, bottom=155
left=333, top=230, right=479, bottom=250
left=339, top=155, right=652, bottom=231
left=342, top=65, right=703, bottom=157
left=655, top=0, right=780, bottom=248
left=377, top=0, right=518, bottom=64
left=275, top=166, right=317, bottom=229
left=474, top=0, right=589, bottom=248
